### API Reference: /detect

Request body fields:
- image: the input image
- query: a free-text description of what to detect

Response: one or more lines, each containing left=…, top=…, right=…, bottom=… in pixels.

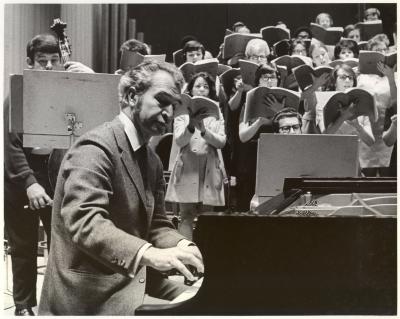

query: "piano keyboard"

left=170, top=277, right=203, bottom=304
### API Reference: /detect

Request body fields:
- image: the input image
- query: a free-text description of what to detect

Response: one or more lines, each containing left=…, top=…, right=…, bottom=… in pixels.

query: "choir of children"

left=164, top=7, right=396, bottom=217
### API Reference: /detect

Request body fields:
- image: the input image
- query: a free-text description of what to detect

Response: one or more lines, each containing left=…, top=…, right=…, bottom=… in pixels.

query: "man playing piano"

left=38, top=60, right=204, bottom=315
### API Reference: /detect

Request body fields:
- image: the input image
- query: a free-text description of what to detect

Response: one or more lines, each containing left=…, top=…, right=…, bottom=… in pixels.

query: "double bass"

left=47, top=18, right=72, bottom=190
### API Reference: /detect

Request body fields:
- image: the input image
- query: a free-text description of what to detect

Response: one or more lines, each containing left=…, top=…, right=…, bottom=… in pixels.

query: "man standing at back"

left=4, top=33, right=93, bottom=316
left=38, top=60, right=203, bottom=315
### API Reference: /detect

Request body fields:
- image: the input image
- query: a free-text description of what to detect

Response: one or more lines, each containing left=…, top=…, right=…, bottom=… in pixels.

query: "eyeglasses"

left=279, top=124, right=301, bottom=133
left=337, top=74, right=354, bottom=81
left=260, top=75, right=278, bottom=81
left=249, top=55, right=268, bottom=62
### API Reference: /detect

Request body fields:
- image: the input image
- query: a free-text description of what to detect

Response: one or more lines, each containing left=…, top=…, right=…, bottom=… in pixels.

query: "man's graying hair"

left=119, top=60, right=184, bottom=109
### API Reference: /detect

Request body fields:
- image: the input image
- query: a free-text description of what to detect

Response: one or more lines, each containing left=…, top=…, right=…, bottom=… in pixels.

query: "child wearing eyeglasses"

left=239, top=64, right=281, bottom=144
left=300, top=64, right=375, bottom=176
left=324, top=65, right=375, bottom=147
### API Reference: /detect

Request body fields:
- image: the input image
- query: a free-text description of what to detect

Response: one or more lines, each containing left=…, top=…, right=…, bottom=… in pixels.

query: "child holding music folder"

left=239, top=64, right=281, bottom=142
left=324, top=65, right=375, bottom=146
left=180, top=40, right=219, bottom=93
left=219, top=70, right=252, bottom=212
left=357, top=34, right=397, bottom=176
left=235, top=64, right=281, bottom=211
left=166, top=72, right=226, bottom=240
left=301, top=64, right=374, bottom=175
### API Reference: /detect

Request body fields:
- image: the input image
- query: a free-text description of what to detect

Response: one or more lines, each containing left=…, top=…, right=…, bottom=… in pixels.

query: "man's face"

left=278, top=116, right=302, bottom=134
left=28, top=52, right=62, bottom=70
left=133, top=70, right=180, bottom=139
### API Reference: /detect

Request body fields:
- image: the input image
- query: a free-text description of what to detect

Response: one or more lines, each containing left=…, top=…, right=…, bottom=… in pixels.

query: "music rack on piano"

left=136, top=178, right=396, bottom=315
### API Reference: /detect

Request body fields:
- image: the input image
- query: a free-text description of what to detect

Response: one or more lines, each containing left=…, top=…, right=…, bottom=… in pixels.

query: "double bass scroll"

left=47, top=18, right=72, bottom=190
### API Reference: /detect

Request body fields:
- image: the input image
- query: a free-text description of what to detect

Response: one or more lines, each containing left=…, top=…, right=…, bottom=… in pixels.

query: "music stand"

left=254, top=133, right=359, bottom=207
left=12, top=69, right=121, bottom=149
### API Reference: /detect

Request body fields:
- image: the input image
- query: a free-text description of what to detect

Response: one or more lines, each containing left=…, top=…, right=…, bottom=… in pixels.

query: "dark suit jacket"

left=38, top=117, right=185, bottom=315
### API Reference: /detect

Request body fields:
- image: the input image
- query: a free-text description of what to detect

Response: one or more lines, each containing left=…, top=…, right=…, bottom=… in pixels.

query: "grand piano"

left=136, top=178, right=397, bottom=315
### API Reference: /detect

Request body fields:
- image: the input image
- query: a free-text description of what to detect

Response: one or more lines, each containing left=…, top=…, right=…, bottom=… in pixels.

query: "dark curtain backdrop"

left=93, top=4, right=128, bottom=73
left=126, top=3, right=396, bottom=62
